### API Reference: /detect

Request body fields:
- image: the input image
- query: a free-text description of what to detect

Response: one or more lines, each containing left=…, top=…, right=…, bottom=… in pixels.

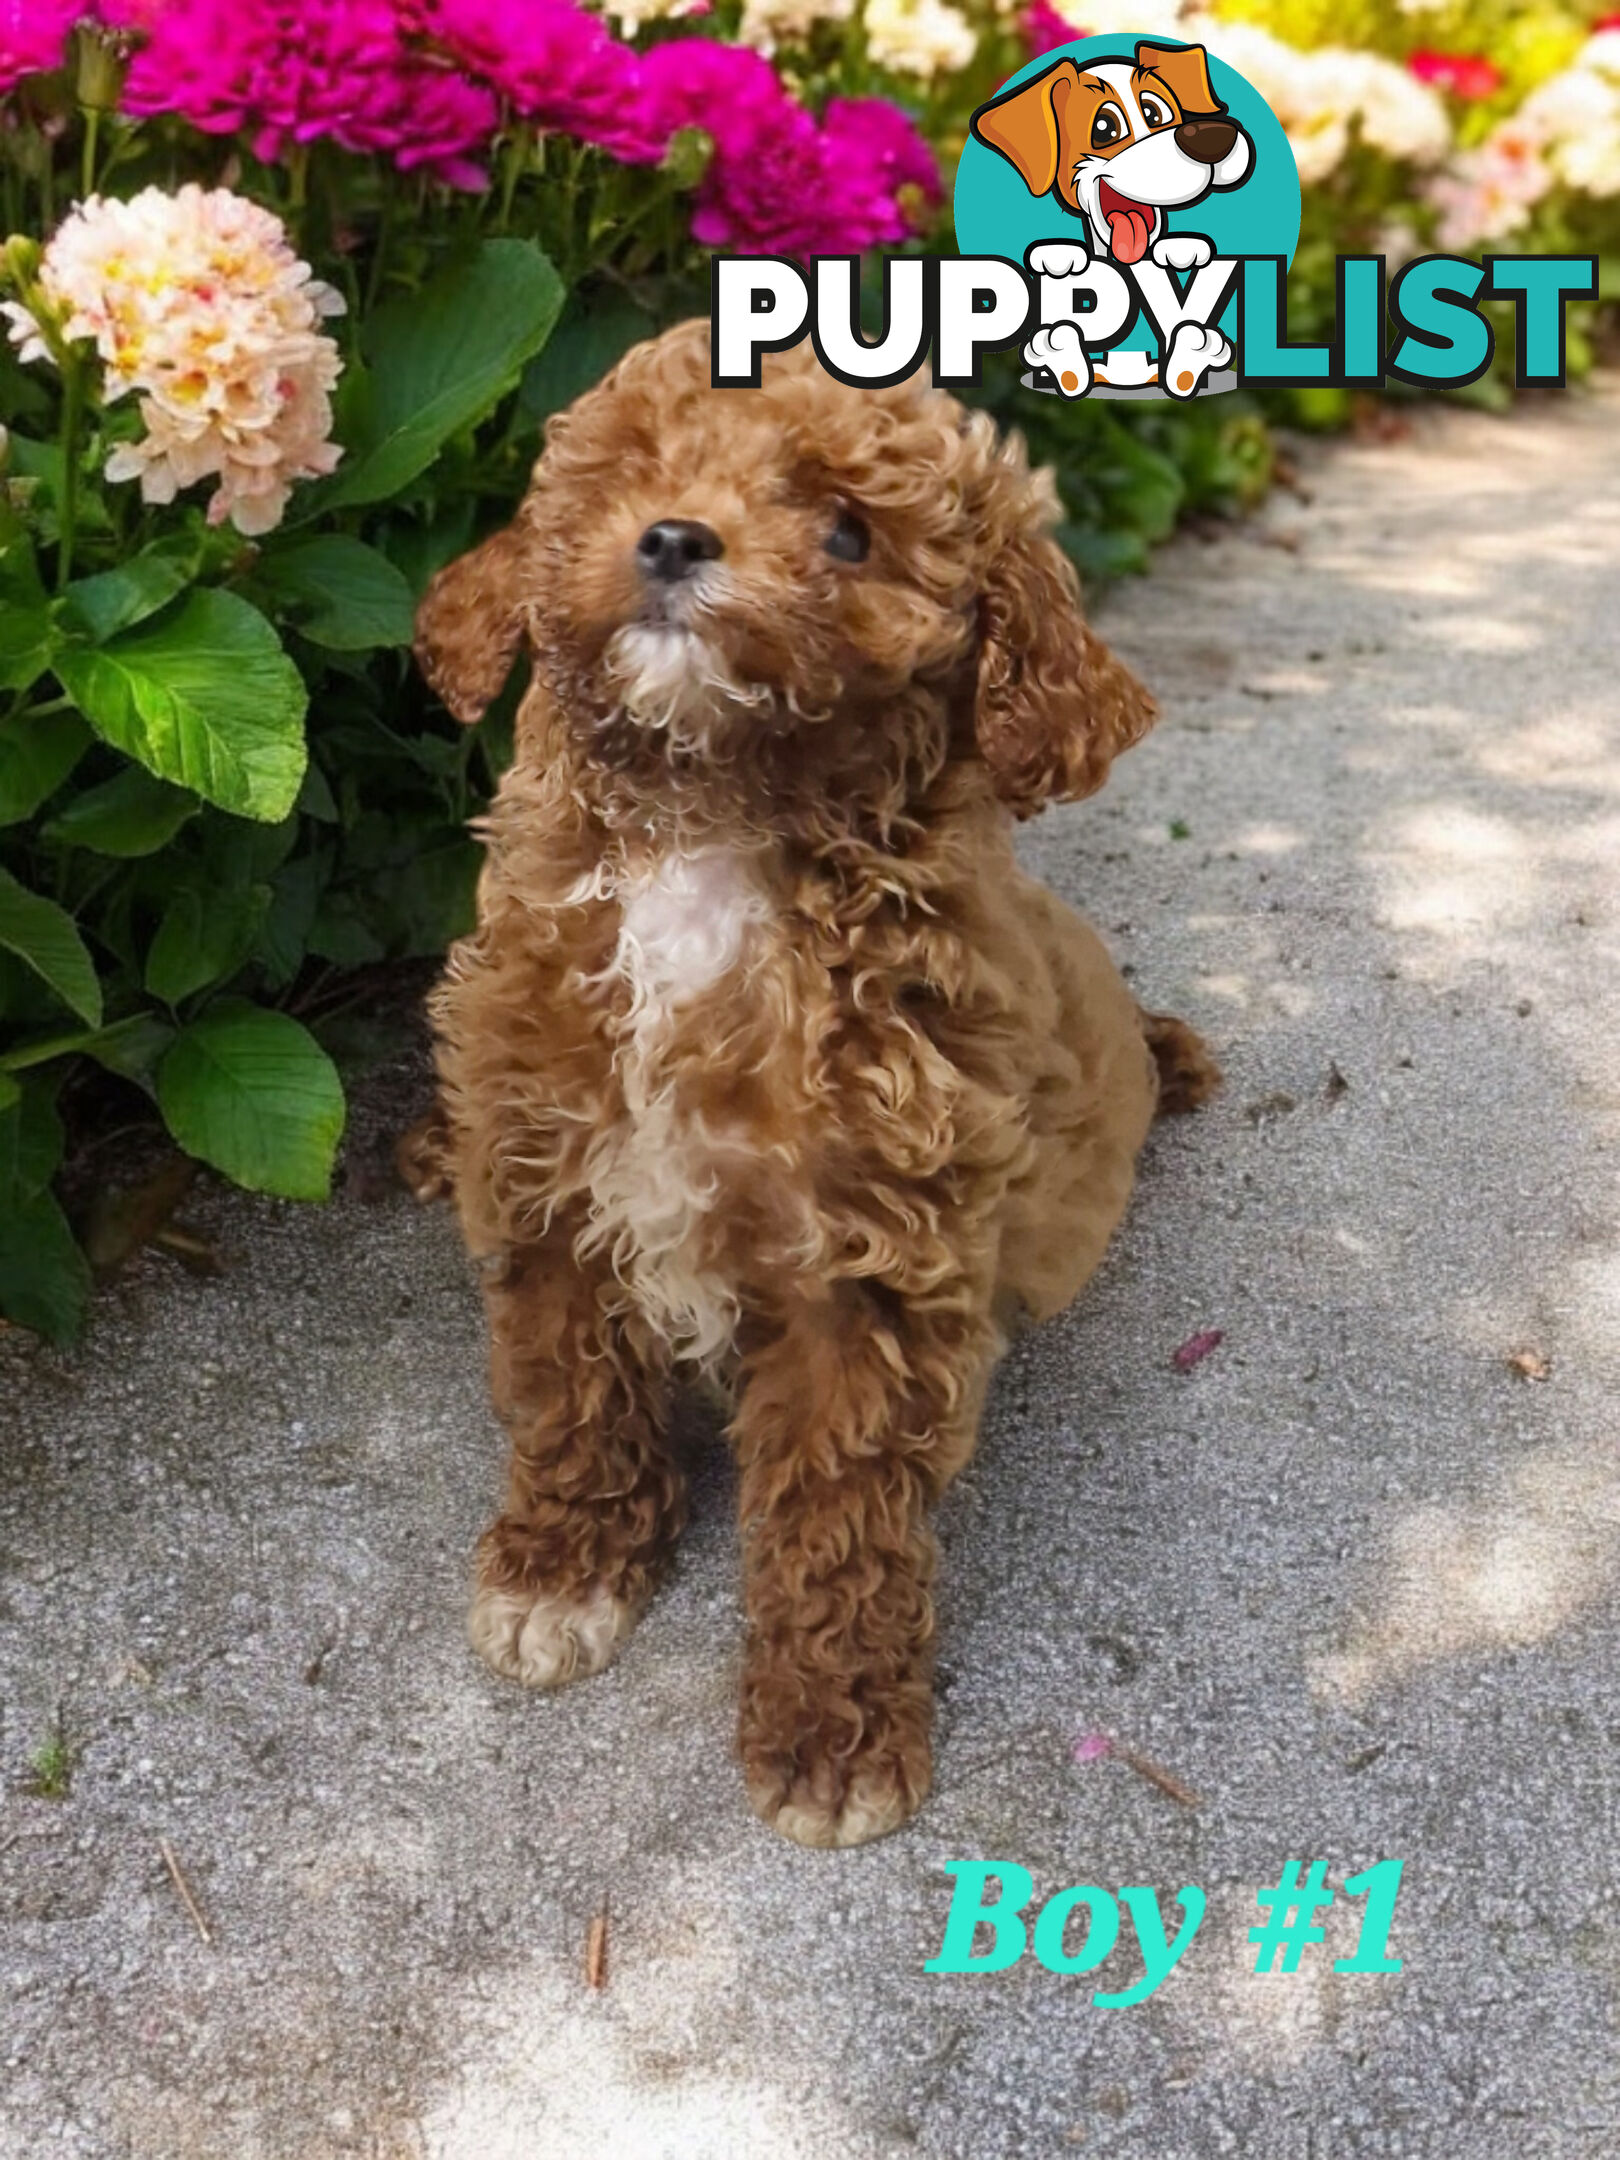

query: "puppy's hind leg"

left=469, top=1227, right=681, bottom=1689
left=1139, top=1007, right=1221, bottom=1118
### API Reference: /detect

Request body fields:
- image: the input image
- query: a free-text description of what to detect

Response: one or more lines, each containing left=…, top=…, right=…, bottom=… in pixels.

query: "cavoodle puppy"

left=412, top=319, right=1217, bottom=1848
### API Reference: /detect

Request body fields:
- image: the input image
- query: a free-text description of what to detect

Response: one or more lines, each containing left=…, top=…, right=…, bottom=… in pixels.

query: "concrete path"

left=5, top=383, right=1620, bottom=2160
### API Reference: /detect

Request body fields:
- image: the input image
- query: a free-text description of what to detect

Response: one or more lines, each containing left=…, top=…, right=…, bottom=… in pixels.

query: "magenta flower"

left=1021, top=0, right=1081, bottom=58
left=10, top=0, right=938, bottom=257
left=825, top=96, right=940, bottom=207
left=1, top=0, right=82, bottom=96
left=115, top=0, right=497, bottom=185
left=418, top=0, right=663, bottom=164
left=640, top=44, right=934, bottom=255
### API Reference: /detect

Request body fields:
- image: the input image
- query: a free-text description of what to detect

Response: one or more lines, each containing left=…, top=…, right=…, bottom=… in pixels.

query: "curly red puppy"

left=413, top=320, right=1217, bottom=1848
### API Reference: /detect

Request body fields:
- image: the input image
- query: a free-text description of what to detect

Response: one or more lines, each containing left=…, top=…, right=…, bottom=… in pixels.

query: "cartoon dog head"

left=971, top=42, right=1253, bottom=265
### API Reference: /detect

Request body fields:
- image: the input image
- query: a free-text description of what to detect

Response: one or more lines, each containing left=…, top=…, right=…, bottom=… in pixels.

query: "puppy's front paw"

left=1151, top=231, right=1214, bottom=272
left=748, top=1757, right=927, bottom=1849
left=741, top=1678, right=932, bottom=1848
left=469, top=1578, right=639, bottom=1688
left=1026, top=240, right=1091, bottom=279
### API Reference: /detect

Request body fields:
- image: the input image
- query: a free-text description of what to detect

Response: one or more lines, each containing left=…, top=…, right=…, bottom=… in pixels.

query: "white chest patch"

left=616, top=846, right=775, bottom=1019
left=580, top=846, right=775, bottom=1364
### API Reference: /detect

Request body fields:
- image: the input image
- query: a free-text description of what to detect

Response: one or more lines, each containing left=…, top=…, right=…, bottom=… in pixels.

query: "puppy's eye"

left=1139, top=93, right=1171, bottom=128
left=1091, top=104, right=1125, bottom=149
left=825, top=507, right=870, bottom=564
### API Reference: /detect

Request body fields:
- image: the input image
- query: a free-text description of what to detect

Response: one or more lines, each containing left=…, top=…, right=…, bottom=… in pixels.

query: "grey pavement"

left=4, top=382, right=1620, bottom=2159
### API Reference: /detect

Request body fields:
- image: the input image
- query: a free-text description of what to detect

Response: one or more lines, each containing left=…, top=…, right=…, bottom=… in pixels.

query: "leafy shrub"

left=7, top=0, right=1608, bottom=1342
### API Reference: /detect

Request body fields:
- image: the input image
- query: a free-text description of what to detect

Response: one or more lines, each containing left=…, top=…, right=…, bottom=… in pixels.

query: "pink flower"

left=416, top=0, right=663, bottom=164
left=824, top=95, right=941, bottom=205
left=114, top=0, right=497, bottom=186
left=1407, top=48, right=1504, bottom=103
left=641, top=44, right=935, bottom=254
left=6, top=0, right=937, bottom=258
left=1021, top=0, right=1081, bottom=58
left=0, top=0, right=81, bottom=96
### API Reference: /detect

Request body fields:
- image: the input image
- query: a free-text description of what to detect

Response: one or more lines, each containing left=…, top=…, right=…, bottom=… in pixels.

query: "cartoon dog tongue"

left=1099, top=182, right=1154, bottom=265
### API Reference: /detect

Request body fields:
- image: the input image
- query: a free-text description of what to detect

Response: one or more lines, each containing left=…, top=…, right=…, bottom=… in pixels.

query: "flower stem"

left=81, top=106, right=101, bottom=200
left=56, top=358, right=84, bottom=593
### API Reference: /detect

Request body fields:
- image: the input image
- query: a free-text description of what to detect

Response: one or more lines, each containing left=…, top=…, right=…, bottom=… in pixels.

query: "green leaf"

left=145, top=884, right=270, bottom=1005
left=0, top=1077, right=64, bottom=1201
left=61, top=544, right=196, bottom=643
left=256, top=536, right=416, bottom=650
left=43, top=765, right=198, bottom=856
left=0, top=525, right=57, bottom=694
left=54, top=587, right=308, bottom=822
left=0, top=707, right=93, bottom=824
left=157, top=1000, right=345, bottom=1200
left=0, top=1186, right=91, bottom=1343
left=314, top=239, right=565, bottom=512
left=0, top=866, right=102, bottom=1026
left=520, top=288, right=656, bottom=423
left=80, top=1011, right=175, bottom=1093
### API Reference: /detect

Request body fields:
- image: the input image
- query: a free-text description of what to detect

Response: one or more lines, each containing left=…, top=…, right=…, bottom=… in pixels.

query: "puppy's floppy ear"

left=971, top=60, right=1079, bottom=198
left=1136, top=39, right=1224, bottom=116
left=974, top=524, right=1156, bottom=819
left=414, top=522, right=533, bottom=726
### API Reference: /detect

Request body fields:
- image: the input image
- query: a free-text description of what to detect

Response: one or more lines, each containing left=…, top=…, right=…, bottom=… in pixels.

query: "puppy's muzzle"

left=1174, top=118, right=1237, bottom=165
left=637, top=518, right=725, bottom=584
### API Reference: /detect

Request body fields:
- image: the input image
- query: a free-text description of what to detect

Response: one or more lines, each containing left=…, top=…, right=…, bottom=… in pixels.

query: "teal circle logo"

left=955, top=36, right=1301, bottom=394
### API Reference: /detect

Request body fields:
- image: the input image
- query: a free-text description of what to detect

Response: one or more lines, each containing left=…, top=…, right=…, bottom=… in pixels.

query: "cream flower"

left=864, top=0, right=977, bottom=80
left=1423, top=123, right=1554, bottom=250
left=738, top=0, right=855, bottom=51
left=6, top=184, right=344, bottom=536
left=603, top=0, right=711, bottom=30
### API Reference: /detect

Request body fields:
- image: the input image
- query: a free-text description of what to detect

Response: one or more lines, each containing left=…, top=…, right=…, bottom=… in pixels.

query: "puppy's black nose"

left=636, top=519, right=724, bottom=583
left=1175, top=117, right=1237, bottom=164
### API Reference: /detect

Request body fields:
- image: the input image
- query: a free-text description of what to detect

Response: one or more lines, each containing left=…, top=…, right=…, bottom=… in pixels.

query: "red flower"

left=1407, top=48, right=1504, bottom=102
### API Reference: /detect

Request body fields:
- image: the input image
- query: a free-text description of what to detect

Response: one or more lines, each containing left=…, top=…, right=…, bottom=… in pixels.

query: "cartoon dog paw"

left=1162, top=321, right=1232, bottom=399
left=1026, top=241, right=1091, bottom=280
left=1151, top=232, right=1214, bottom=274
left=1024, top=321, right=1090, bottom=398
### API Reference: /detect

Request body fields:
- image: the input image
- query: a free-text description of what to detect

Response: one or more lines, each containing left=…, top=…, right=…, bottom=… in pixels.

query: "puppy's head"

left=972, top=42, right=1248, bottom=263
left=415, top=319, right=1153, bottom=817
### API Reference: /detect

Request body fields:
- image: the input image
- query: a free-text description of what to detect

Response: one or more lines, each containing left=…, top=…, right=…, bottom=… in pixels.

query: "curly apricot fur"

left=413, top=322, right=1214, bottom=1847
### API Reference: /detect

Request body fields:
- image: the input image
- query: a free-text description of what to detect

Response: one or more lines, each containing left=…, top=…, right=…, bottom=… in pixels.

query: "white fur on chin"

left=603, top=621, right=770, bottom=751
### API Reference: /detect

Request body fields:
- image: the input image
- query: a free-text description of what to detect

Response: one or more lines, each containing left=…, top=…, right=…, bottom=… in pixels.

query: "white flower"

left=1518, top=55, right=1620, bottom=199
left=1052, top=0, right=1192, bottom=35
left=6, top=184, right=344, bottom=537
left=603, top=0, right=709, bottom=28
left=738, top=0, right=854, bottom=51
left=1422, top=122, right=1554, bottom=250
left=1339, top=51, right=1451, bottom=164
left=864, top=0, right=977, bottom=79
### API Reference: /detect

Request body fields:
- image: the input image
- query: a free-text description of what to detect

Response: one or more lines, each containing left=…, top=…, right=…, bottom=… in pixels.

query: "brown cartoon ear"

left=1136, top=40, right=1224, bottom=116
left=971, top=60, right=1079, bottom=198
left=975, top=525, right=1157, bottom=818
left=414, top=522, right=534, bottom=725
